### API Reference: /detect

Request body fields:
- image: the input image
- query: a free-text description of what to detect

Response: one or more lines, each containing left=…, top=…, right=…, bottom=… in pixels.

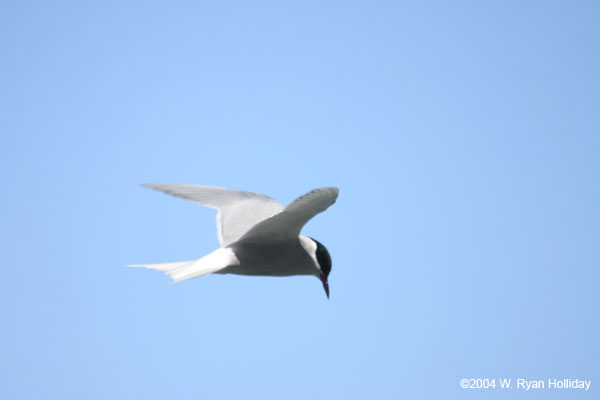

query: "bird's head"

left=309, top=237, right=332, bottom=299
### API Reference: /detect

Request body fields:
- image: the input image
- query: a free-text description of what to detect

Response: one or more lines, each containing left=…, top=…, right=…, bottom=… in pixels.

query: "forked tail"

left=129, top=248, right=238, bottom=283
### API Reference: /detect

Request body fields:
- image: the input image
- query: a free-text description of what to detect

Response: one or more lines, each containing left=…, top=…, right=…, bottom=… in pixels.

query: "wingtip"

left=326, top=186, right=339, bottom=200
left=321, top=186, right=339, bottom=194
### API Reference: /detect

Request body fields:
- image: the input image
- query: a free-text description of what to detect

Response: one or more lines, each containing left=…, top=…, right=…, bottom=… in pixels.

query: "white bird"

left=132, top=184, right=339, bottom=298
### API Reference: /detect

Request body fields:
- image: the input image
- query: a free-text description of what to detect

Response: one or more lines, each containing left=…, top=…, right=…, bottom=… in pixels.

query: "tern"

left=132, top=184, right=339, bottom=298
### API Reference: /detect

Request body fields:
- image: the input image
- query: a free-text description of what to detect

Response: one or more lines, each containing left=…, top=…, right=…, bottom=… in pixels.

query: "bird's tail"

left=129, top=260, right=195, bottom=281
left=129, top=248, right=237, bottom=283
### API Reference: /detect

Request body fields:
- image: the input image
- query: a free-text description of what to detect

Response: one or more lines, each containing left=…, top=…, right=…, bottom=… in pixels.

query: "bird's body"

left=133, top=184, right=338, bottom=297
left=221, top=237, right=316, bottom=277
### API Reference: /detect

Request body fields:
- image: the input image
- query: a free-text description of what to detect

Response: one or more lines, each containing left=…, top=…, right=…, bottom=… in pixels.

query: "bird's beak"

left=319, top=274, right=330, bottom=299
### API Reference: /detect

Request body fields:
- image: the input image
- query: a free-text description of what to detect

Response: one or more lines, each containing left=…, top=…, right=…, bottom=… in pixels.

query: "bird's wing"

left=237, top=187, right=339, bottom=244
left=142, top=184, right=284, bottom=246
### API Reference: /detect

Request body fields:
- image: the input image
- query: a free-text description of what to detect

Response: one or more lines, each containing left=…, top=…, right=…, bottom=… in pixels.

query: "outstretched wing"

left=142, top=184, right=284, bottom=246
left=237, top=187, right=339, bottom=244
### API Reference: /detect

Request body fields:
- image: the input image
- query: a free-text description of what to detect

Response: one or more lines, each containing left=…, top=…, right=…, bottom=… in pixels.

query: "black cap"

left=310, top=237, right=332, bottom=279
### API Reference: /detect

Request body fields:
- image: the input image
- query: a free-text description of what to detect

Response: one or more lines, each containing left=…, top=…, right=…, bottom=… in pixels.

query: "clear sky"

left=1, top=2, right=598, bottom=399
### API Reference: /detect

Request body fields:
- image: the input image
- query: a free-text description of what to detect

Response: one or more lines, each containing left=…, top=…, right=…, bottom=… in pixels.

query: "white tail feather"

left=130, top=248, right=238, bottom=283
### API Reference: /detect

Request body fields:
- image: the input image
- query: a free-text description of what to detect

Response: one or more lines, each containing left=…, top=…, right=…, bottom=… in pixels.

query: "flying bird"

left=132, top=184, right=339, bottom=298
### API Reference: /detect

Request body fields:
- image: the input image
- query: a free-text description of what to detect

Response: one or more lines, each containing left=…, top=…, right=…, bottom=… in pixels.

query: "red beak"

left=319, top=274, right=330, bottom=299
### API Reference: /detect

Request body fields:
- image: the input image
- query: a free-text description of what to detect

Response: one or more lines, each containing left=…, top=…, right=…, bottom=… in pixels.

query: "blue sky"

left=1, top=2, right=598, bottom=399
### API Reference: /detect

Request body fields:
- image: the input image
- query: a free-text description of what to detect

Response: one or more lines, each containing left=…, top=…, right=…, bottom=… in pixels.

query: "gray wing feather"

left=141, top=184, right=284, bottom=246
left=237, top=187, right=339, bottom=243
